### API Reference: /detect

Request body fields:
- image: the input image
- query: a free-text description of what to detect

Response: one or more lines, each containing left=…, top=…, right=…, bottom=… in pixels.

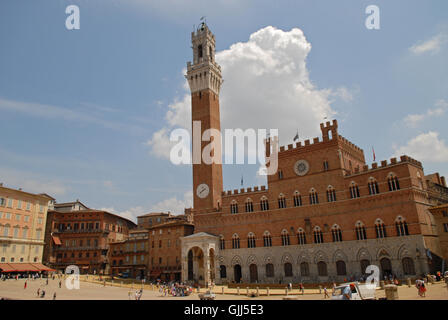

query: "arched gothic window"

left=297, top=228, right=306, bottom=245
left=368, top=177, right=380, bottom=195
left=309, top=188, right=319, bottom=205
left=331, top=224, right=343, bottom=242
left=263, top=231, right=272, bottom=247
left=375, top=219, right=387, bottom=238
left=395, top=216, right=409, bottom=236
left=245, top=198, right=254, bottom=213
left=247, top=232, right=256, bottom=248
left=313, top=226, right=324, bottom=244
left=281, top=229, right=290, bottom=246
left=388, top=174, right=400, bottom=191
left=230, top=200, right=238, bottom=214
left=293, top=191, right=302, bottom=207
left=355, top=221, right=367, bottom=240
left=260, top=197, right=269, bottom=211
left=219, top=235, right=225, bottom=250
left=278, top=194, right=287, bottom=209
left=327, top=186, right=337, bottom=202
left=232, top=234, right=240, bottom=249
left=349, top=182, right=360, bottom=199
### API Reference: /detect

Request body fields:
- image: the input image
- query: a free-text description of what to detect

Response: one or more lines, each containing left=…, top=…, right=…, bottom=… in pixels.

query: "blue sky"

left=0, top=0, right=447, bottom=221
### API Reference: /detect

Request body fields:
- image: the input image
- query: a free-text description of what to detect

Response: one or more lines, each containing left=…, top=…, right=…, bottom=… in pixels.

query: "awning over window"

left=52, top=235, right=62, bottom=245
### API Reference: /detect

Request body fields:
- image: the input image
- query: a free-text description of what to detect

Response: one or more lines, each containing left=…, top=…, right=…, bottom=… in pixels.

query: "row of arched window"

left=220, top=217, right=410, bottom=250
left=228, top=174, right=401, bottom=214
left=219, top=257, right=416, bottom=279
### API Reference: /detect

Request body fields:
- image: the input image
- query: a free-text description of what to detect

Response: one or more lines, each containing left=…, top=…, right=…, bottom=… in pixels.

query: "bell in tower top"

left=191, top=22, right=216, bottom=65
left=186, top=20, right=223, bottom=96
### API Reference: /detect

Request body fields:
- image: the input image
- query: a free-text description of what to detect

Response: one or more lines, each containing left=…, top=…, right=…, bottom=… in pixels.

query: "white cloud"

left=147, top=26, right=349, bottom=160
left=331, top=86, right=355, bottom=103
left=255, top=166, right=268, bottom=186
left=145, top=128, right=177, bottom=159
left=150, top=191, right=193, bottom=215
left=404, top=99, right=448, bottom=127
left=393, top=131, right=448, bottom=163
left=409, top=32, right=448, bottom=55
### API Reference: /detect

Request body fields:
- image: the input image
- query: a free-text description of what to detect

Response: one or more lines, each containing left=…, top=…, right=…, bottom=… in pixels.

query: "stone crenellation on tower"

left=186, top=23, right=223, bottom=96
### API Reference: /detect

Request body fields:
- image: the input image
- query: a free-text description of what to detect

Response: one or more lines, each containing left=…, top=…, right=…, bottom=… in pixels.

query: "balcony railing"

left=54, top=246, right=108, bottom=251
left=52, top=228, right=110, bottom=234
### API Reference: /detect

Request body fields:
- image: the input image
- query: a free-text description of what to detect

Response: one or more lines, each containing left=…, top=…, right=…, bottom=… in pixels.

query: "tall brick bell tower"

left=186, top=22, right=223, bottom=212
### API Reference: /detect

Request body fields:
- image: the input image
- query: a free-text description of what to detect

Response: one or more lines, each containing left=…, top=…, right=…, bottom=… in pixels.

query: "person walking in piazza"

left=416, top=278, right=426, bottom=297
left=53, top=292, right=57, bottom=300
left=323, top=287, right=329, bottom=299
left=24, top=280, right=27, bottom=289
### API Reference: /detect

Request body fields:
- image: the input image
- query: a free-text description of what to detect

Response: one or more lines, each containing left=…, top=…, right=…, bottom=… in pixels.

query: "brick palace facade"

left=180, top=23, right=448, bottom=286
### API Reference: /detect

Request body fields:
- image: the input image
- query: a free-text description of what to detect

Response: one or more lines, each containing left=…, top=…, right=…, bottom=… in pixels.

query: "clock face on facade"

left=294, top=160, right=310, bottom=176
left=196, top=183, right=210, bottom=199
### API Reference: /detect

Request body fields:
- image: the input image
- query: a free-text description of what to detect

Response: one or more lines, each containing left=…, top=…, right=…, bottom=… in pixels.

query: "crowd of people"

left=156, top=281, right=193, bottom=297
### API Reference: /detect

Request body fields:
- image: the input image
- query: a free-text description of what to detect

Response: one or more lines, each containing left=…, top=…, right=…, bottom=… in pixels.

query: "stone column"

left=193, top=255, right=199, bottom=282
left=204, top=252, right=210, bottom=287
left=181, top=256, right=188, bottom=282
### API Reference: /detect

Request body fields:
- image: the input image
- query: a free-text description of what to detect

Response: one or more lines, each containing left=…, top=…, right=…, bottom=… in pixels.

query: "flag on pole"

left=293, top=130, right=299, bottom=142
left=372, top=146, right=376, bottom=162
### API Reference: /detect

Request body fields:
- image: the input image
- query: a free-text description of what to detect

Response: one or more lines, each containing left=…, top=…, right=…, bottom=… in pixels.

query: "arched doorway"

left=317, top=261, right=328, bottom=276
left=336, top=261, right=347, bottom=276
left=402, top=257, right=416, bottom=275
left=234, top=264, right=242, bottom=283
left=187, top=247, right=205, bottom=284
left=360, top=259, right=370, bottom=275
left=220, top=265, right=227, bottom=279
left=380, top=258, right=392, bottom=277
left=284, top=263, right=293, bottom=277
left=249, top=264, right=258, bottom=283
